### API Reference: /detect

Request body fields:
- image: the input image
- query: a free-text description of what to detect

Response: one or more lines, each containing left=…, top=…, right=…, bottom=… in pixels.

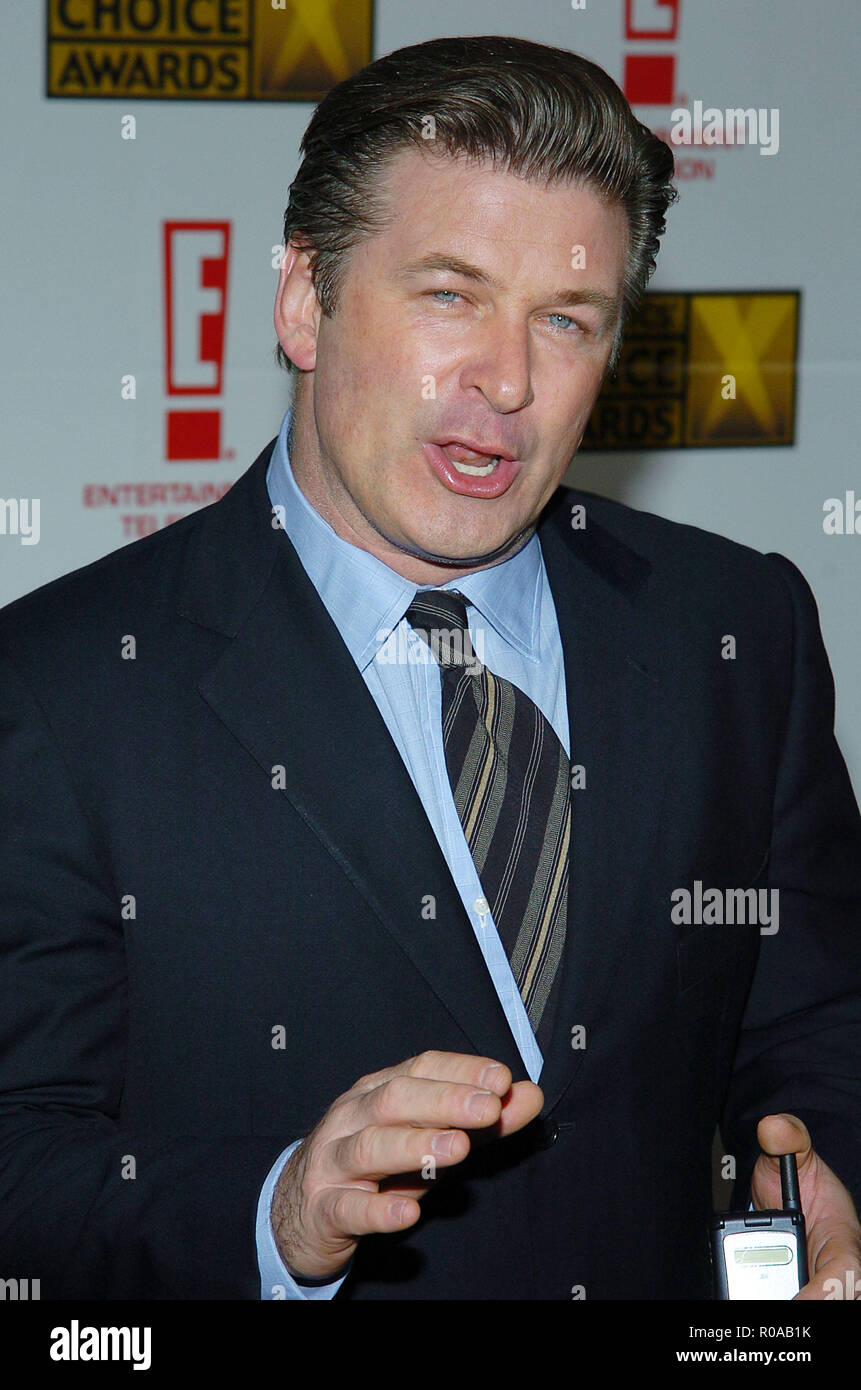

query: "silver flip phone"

left=711, top=1153, right=808, bottom=1300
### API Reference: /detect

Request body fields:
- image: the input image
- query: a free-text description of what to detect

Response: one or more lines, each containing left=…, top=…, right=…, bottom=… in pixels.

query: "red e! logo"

left=163, top=221, right=231, bottom=461
left=624, top=0, right=680, bottom=106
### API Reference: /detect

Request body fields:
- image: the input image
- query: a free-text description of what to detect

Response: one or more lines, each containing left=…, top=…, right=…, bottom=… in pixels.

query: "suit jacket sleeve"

left=0, top=652, right=288, bottom=1299
left=720, top=552, right=861, bottom=1212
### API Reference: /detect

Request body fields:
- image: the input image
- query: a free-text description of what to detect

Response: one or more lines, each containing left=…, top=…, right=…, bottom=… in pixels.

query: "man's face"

left=276, top=146, right=628, bottom=582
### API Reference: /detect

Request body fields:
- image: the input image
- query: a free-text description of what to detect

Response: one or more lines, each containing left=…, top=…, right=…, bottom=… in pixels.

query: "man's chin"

left=393, top=526, right=533, bottom=570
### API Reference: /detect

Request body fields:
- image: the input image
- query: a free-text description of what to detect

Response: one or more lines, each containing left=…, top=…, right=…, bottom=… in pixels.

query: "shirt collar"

left=266, top=407, right=544, bottom=673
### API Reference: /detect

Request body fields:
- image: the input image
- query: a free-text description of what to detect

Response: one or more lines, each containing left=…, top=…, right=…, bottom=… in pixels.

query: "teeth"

left=451, top=456, right=499, bottom=476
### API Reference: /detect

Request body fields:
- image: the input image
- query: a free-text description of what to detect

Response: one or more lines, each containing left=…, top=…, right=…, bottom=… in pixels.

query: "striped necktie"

left=405, top=589, right=571, bottom=1046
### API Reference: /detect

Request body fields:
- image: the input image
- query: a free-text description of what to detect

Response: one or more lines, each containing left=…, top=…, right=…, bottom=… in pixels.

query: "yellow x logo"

left=687, top=294, right=798, bottom=445
left=254, top=0, right=373, bottom=99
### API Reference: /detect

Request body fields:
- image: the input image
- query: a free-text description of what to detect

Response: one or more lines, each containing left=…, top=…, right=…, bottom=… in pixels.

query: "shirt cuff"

left=256, top=1140, right=352, bottom=1300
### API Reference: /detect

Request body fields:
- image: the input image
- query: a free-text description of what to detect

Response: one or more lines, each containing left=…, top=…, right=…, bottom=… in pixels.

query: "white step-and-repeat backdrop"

left=2, top=0, right=859, bottom=782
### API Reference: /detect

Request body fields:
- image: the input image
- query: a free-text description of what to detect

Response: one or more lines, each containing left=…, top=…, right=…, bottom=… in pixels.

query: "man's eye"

left=547, top=313, right=581, bottom=333
left=425, top=295, right=587, bottom=334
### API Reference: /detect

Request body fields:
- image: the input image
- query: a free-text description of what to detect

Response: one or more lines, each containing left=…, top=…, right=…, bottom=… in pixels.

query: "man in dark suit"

left=1, top=36, right=860, bottom=1300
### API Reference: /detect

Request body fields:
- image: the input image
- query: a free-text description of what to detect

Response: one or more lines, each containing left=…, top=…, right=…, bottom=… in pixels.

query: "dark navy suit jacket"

left=1, top=438, right=859, bottom=1298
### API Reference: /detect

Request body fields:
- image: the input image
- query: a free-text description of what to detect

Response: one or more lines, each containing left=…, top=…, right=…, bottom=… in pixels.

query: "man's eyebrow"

left=395, top=253, right=620, bottom=327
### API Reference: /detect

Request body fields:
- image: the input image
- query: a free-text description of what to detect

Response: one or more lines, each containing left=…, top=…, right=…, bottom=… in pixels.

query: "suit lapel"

left=535, top=493, right=680, bottom=1110
left=179, top=440, right=526, bottom=1079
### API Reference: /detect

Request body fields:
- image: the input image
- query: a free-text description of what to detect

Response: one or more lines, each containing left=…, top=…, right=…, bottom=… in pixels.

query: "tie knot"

left=405, top=590, right=479, bottom=670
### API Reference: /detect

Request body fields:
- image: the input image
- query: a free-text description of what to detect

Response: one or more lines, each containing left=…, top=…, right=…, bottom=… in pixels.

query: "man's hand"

left=270, top=1049, right=544, bottom=1281
left=752, top=1113, right=861, bottom=1300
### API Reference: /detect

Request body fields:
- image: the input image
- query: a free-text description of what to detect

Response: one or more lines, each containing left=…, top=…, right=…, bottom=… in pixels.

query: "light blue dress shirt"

left=255, top=407, right=570, bottom=1299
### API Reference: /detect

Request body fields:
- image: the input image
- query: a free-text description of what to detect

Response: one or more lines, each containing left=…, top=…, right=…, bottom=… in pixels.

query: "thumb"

left=756, top=1112, right=812, bottom=1171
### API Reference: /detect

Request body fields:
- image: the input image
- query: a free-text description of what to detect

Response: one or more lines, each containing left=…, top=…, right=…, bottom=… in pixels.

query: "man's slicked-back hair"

left=276, top=35, right=678, bottom=375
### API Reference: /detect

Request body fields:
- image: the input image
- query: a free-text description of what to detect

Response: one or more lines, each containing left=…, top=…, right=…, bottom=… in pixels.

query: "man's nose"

left=458, top=317, right=534, bottom=413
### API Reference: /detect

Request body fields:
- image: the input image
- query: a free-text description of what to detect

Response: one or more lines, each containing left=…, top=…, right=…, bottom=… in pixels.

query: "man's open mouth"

left=443, top=453, right=500, bottom=476
left=437, top=442, right=505, bottom=475
left=422, top=439, right=521, bottom=499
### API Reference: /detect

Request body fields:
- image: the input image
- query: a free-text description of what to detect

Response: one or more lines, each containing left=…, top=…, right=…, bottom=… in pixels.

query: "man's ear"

left=273, top=240, right=322, bottom=371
